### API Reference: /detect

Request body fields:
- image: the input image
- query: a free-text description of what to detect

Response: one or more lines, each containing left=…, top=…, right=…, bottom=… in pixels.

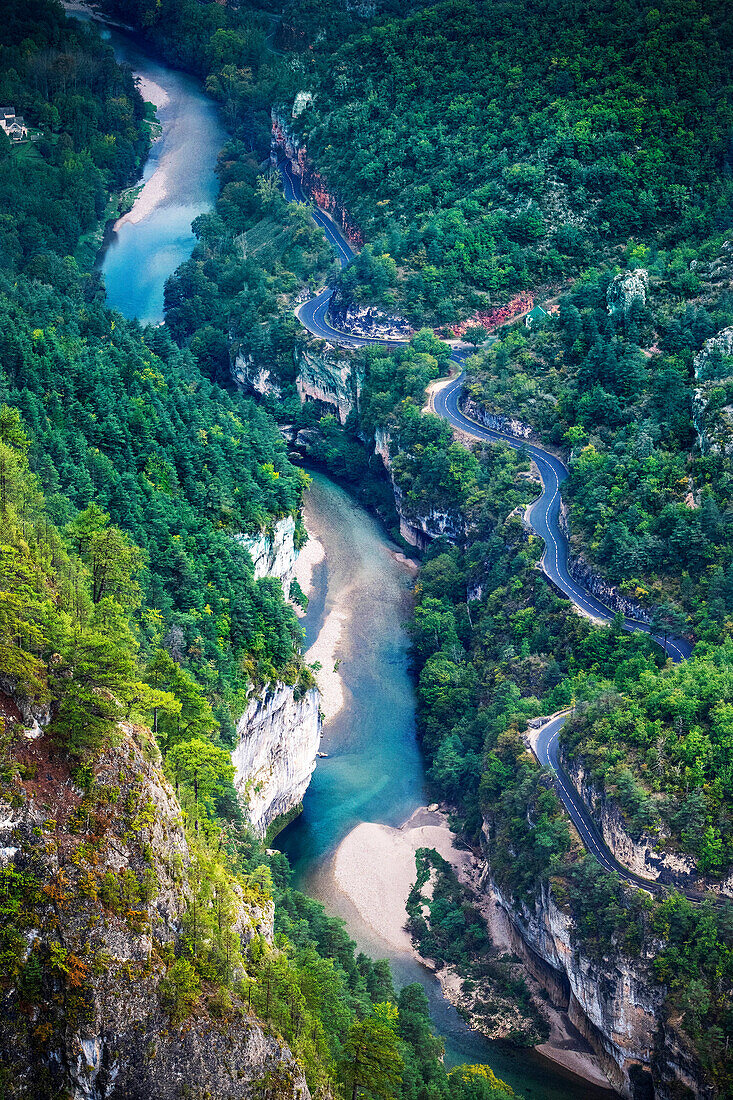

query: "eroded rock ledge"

left=0, top=722, right=308, bottom=1100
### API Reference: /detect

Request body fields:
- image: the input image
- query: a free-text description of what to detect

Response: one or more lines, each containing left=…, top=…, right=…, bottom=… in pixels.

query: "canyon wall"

left=239, top=515, right=299, bottom=596
left=0, top=721, right=308, bottom=1100
left=234, top=340, right=363, bottom=426
left=482, top=855, right=713, bottom=1099
left=564, top=753, right=733, bottom=898
left=460, top=395, right=537, bottom=441
left=296, top=342, right=363, bottom=423
left=232, top=684, right=322, bottom=839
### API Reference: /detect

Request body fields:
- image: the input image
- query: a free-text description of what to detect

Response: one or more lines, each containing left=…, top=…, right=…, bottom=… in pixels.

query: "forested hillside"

left=0, top=404, right=515, bottom=1100
left=0, top=2, right=524, bottom=1097
left=293, top=0, right=733, bottom=325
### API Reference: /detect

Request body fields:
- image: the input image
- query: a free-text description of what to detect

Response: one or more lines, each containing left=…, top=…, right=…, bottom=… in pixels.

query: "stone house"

left=0, top=107, right=28, bottom=141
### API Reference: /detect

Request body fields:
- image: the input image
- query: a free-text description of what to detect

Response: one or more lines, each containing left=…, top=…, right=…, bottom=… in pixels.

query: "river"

left=79, top=17, right=613, bottom=1098
left=70, top=9, right=226, bottom=324
left=281, top=472, right=613, bottom=1100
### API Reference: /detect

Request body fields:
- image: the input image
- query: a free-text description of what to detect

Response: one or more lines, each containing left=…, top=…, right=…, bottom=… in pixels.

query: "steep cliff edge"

left=233, top=341, right=363, bottom=426
left=232, top=685, right=321, bottom=839
left=239, top=515, right=300, bottom=596
left=562, top=753, right=733, bottom=897
left=296, top=342, right=363, bottom=423
left=0, top=720, right=309, bottom=1100
left=479, top=840, right=714, bottom=1099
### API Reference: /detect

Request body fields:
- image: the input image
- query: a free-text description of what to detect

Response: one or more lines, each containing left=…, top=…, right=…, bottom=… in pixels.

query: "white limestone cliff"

left=232, top=684, right=322, bottom=838
left=239, top=515, right=298, bottom=596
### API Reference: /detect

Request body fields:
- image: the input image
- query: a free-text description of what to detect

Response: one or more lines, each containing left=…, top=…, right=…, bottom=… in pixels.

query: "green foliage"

left=340, top=1002, right=404, bottom=1100
left=0, top=0, right=149, bottom=271
left=298, top=0, right=733, bottom=322
left=564, top=641, right=733, bottom=871
left=406, top=849, right=546, bottom=1045
left=167, top=737, right=235, bottom=828
left=159, top=958, right=201, bottom=1022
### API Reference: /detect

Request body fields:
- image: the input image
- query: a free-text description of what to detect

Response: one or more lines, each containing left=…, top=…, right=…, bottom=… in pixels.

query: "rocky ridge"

left=0, top=717, right=309, bottom=1100
left=239, top=514, right=299, bottom=597
left=481, top=857, right=713, bottom=1100
left=563, top=752, right=733, bottom=897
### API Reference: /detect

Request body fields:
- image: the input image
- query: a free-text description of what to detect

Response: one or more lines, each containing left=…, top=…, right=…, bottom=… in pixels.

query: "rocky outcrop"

left=607, top=269, right=648, bottom=316
left=239, top=515, right=299, bottom=596
left=693, top=326, right=733, bottom=455
left=558, top=504, right=652, bottom=623
left=398, top=509, right=463, bottom=550
left=232, top=350, right=283, bottom=398
left=392, top=483, right=464, bottom=549
left=232, top=684, right=321, bottom=838
left=564, top=756, right=695, bottom=885
left=328, top=289, right=412, bottom=341
left=564, top=754, right=733, bottom=898
left=483, top=860, right=714, bottom=1099
left=0, top=724, right=309, bottom=1100
left=374, top=426, right=392, bottom=471
left=271, top=108, right=363, bottom=245
left=234, top=338, right=363, bottom=426
left=461, top=396, right=536, bottom=441
left=296, top=342, right=363, bottom=423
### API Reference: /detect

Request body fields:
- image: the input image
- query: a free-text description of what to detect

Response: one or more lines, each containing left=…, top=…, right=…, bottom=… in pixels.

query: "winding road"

left=278, top=158, right=700, bottom=896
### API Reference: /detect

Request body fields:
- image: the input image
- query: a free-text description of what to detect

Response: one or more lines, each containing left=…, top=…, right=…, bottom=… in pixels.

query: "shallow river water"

left=79, top=16, right=614, bottom=1096
left=281, top=473, right=613, bottom=1100
left=73, top=13, right=226, bottom=323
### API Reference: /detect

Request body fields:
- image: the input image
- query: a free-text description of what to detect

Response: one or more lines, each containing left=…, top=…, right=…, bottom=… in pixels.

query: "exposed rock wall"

left=296, top=342, right=363, bottom=423
left=233, top=338, right=362, bottom=426
left=460, top=395, right=537, bottom=441
left=564, top=753, right=733, bottom=898
left=328, top=289, right=412, bottom=341
left=239, top=515, right=299, bottom=596
left=232, top=350, right=283, bottom=398
left=232, top=685, right=321, bottom=838
left=606, top=269, right=649, bottom=316
left=482, top=857, right=714, bottom=1099
left=693, top=326, right=733, bottom=455
left=0, top=724, right=309, bottom=1100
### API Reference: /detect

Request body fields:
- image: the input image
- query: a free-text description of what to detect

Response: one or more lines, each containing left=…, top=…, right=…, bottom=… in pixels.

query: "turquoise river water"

left=82, top=16, right=615, bottom=1098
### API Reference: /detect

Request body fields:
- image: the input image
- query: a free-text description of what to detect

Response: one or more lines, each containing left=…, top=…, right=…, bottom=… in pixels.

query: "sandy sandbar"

left=332, top=806, right=613, bottom=1091
left=305, top=606, right=345, bottom=721
left=333, top=808, right=466, bottom=951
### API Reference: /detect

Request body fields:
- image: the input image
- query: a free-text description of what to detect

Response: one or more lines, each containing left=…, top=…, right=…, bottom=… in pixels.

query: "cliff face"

left=480, top=833, right=714, bottom=1099
left=233, top=337, right=362, bottom=426
left=232, top=685, right=321, bottom=838
left=232, top=350, right=283, bottom=398
left=606, top=269, right=649, bottom=316
left=239, top=515, right=299, bottom=596
left=296, top=342, right=363, bottom=424
left=692, top=326, right=733, bottom=455
left=0, top=723, right=309, bottom=1100
left=461, top=396, right=536, bottom=441
left=564, top=754, right=733, bottom=897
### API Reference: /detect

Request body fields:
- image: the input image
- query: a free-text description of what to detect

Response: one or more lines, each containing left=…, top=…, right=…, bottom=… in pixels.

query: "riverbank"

left=331, top=806, right=613, bottom=1092
left=66, top=4, right=227, bottom=324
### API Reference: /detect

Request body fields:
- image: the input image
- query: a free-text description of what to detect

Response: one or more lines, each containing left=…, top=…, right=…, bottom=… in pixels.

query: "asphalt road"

left=279, top=159, right=703, bottom=896
left=433, top=372, right=693, bottom=662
